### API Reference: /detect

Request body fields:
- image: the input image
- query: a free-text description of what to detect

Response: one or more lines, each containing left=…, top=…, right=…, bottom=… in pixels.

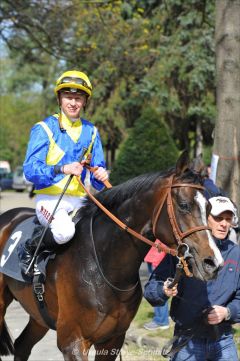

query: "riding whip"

left=25, top=147, right=88, bottom=274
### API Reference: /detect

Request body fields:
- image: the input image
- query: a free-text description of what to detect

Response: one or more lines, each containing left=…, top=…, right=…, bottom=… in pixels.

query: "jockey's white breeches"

left=35, top=194, right=86, bottom=244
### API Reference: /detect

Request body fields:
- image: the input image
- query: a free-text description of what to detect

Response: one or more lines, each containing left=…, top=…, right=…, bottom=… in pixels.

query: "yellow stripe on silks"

left=51, top=114, right=97, bottom=154
left=84, top=126, right=97, bottom=160
left=37, top=122, right=65, bottom=165
left=35, top=175, right=86, bottom=197
left=60, top=113, right=82, bottom=143
left=35, top=117, right=98, bottom=196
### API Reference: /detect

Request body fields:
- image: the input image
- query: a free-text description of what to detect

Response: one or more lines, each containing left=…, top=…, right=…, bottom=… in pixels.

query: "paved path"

left=0, top=191, right=149, bottom=360
left=0, top=190, right=35, bottom=214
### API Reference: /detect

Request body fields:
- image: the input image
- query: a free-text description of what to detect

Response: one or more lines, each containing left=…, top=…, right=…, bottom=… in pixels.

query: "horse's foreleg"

left=0, top=275, right=14, bottom=357
left=58, top=332, right=91, bottom=361
left=94, top=333, right=126, bottom=361
left=14, top=317, right=48, bottom=361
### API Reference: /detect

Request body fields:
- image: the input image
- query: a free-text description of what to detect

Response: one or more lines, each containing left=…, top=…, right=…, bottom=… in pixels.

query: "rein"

left=77, top=175, right=177, bottom=256
left=77, top=170, right=209, bottom=280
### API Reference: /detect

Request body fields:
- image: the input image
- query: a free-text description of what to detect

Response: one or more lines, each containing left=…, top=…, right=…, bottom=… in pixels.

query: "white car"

left=12, top=166, right=32, bottom=192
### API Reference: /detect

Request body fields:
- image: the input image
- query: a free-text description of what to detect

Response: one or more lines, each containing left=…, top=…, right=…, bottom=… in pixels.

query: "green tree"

left=0, top=0, right=217, bottom=167
left=0, top=93, right=44, bottom=169
left=110, top=106, right=179, bottom=184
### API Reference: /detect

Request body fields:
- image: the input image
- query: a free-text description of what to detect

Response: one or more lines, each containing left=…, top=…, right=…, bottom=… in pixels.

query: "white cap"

left=209, top=196, right=238, bottom=225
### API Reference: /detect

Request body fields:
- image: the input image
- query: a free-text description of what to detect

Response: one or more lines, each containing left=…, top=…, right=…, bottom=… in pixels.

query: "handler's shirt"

left=144, top=239, right=240, bottom=330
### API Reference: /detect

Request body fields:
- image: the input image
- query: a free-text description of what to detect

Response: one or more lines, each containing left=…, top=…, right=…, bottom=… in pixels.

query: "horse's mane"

left=78, top=165, right=203, bottom=219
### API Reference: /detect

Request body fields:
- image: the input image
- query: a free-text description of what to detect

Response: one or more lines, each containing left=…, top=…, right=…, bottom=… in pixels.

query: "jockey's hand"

left=93, top=167, right=109, bottom=183
left=163, top=281, right=178, bottom=298
left=207, top=305, right=228, bottom=325
left=63, top=162, right=84, bottom=176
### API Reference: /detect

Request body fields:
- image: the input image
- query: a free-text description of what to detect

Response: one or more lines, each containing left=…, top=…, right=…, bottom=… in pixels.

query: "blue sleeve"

left=89, top=129, right=107, bottom=191
left=144, top=254, right=176, bottom=307
left=23, top=124, right=55, bottom=186
left=144, top=272, right=169, bottom=307
left=227, top=280, right=240, bottom=323
left=227, top=254, right=240, bottom=323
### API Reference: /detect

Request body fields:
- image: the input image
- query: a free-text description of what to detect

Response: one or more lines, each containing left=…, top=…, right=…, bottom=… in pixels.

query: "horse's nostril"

left=203, top=257, right=218, bottom=273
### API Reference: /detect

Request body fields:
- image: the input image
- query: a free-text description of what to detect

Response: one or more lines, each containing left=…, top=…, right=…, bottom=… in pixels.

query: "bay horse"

left=0, top=152, right=223, bottom=360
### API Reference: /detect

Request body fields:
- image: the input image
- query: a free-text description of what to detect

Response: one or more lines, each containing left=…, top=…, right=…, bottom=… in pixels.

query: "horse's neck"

left=75, top=212, right=150, bottom=288
left=74, top=179, right=162, bottom=286
left=96, top=192, right=157, bottom=282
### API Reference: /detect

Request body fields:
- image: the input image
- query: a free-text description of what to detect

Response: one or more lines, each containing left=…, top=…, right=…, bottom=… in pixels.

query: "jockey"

left=18, top=70, right=109, bottom=275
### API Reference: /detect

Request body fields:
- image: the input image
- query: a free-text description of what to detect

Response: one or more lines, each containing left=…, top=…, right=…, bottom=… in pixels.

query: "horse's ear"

left=191, top=154, right=206, bottom=176
left=175, top=151, right=189, bottom=176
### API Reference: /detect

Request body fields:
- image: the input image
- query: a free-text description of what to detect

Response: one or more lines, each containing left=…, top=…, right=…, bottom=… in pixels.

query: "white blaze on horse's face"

left=194, top=191, right=224, bottom=267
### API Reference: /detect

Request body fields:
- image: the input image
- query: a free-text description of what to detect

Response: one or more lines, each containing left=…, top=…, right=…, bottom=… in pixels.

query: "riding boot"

left=18, top=225, right=57, bottom=275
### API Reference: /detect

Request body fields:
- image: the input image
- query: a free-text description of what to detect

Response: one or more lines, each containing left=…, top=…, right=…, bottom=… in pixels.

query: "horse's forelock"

left=176, top=168, right=203, bottom=185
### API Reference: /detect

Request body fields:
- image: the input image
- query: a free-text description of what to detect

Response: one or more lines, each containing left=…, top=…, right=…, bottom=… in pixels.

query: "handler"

left=19, top=70, right=108, bottom=274
left=144, top=196, right=240, bottom=361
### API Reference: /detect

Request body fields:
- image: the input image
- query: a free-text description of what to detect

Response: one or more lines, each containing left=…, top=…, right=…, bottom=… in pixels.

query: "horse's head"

left=153, top=151, right=223, bottom=281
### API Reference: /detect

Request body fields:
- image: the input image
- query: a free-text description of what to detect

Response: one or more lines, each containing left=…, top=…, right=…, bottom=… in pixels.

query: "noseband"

left=152, top=174, right=209, bottom=245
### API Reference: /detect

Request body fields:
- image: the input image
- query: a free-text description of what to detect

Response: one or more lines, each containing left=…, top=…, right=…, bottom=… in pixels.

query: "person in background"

left=143, top=240, right=170, bottom=330
left=144, top=196, right=240, bottom=360
left=203, top=164, right=223, bottom=200
left=18, top=70, right=108, bottom=275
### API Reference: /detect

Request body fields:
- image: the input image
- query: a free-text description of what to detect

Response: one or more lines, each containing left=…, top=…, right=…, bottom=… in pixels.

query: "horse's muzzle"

left=202, top=257, right=221, bottom=279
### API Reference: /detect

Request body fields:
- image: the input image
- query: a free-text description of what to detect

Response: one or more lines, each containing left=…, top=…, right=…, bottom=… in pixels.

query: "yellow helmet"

left=54, top=70, right=92, bottom=97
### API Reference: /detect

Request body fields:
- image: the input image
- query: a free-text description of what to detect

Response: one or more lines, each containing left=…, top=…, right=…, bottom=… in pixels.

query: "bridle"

left=151, top=174, right=210, bottom=279
left=152, top=174, right=209, bottom=244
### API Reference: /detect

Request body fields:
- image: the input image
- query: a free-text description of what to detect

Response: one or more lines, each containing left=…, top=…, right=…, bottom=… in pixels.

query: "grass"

left=133, top=299, right=173, bottom=339
left=133, top=299, right=240, bottom=355
left=233, top=324, right=240, bottom=353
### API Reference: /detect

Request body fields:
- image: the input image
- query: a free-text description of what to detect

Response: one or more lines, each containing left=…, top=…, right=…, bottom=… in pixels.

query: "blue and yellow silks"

left=23, top=113, right=106, bottom=196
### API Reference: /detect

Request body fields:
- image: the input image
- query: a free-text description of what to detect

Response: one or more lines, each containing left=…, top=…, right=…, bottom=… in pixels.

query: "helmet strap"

left=58, top=111, right=66, bottom=133
left=56, top=93, right=66, bottom=132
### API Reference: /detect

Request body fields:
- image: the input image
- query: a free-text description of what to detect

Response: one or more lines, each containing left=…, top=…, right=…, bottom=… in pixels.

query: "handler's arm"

left=144, top=254, right=176, bottom=306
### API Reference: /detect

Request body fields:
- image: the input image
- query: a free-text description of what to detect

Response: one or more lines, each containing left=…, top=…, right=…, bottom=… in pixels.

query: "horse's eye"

left=179, top=202, right=191, bottom=213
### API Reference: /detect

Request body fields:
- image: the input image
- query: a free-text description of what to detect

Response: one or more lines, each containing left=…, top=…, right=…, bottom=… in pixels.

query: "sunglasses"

left=59, top=77, right=91, bottom=90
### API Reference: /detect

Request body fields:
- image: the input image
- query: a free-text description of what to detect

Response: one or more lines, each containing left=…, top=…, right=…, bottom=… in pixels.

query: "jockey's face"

left=60, top=91, right=86, bottom=119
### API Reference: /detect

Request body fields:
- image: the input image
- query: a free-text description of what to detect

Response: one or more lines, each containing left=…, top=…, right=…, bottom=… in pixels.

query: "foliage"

left=0, top=93, right=44, bottom=168
left=0, top=0, right=217, bottom=171
left=110, top=107, right=178, bottom=184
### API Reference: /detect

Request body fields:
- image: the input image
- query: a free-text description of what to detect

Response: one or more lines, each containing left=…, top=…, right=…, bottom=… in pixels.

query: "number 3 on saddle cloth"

left=0, top=217, right=56, bottom=284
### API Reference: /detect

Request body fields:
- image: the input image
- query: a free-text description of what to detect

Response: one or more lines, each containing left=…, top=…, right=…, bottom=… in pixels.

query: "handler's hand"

left=163, top=281, right=178, bottom=298
left=93, top=167, right=109, bottom=182
left=207, top=305, right=228, bottom=325
left=63, top=162, right=84, bottom=176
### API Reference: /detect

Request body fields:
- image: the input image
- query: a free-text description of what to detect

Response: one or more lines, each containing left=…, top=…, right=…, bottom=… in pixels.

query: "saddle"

left=0, top=209, right=81, bottom=284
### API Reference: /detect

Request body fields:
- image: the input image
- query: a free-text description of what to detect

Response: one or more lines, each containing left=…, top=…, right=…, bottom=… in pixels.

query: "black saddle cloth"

left=0, top=216, right=55, bottom=284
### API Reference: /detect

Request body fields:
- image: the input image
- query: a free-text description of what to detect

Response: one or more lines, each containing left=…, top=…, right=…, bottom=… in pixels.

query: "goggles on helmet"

left=60, top=88, right=87, bottom=95
left=59, top=77, right=92, bottom=90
